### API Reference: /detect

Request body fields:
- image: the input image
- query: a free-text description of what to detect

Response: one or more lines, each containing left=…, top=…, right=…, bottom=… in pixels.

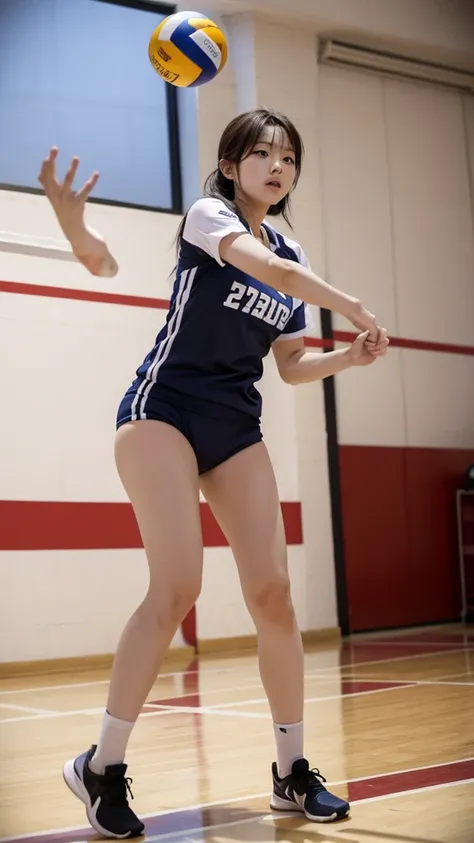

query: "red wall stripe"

left=0, top=279, right=169, bottom=310
left=334, top=329, right=474, bottom=357
left=2, top=279, right=474, bottom=357
left=0, top=500, right=302, bottom=551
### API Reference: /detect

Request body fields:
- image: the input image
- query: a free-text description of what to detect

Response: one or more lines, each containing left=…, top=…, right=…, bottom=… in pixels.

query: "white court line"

left=1, top=648, right=470, bottom=700
left=0, top=667, right=234, bottom=697
left=306, top=646, right=474, bottom=673
left=345, top=640, right=472, bottom=648
left=203, top=683, right=419, bottom=710
left=0, top=703, right=59, bottom=714
left=144, top=681, right=265, bottom=702
left=1, top=761, right=472, bottom=843
left=0, top=703, right=270, bottom=725
left=305, top=673, right=474, bottom=685
left=334, top=670, right=474, bottom=682
left=307, top=676, right=474, bottom=688
left=140, top=705, right=269, bottom=720
left=0, top=707, right=106, bottom=724
left=372, top=679, right=474, bottom=687
left=141, top=779, right=474, bottom=843
left=0, top=686, right=409, bottom=723
left=3, top=674, right=473, bottom=724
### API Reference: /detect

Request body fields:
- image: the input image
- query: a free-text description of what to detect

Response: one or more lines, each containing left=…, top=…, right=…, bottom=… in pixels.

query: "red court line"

left=2, top=278, right=473, bottom=356
left=340, top=640, right=471, bottom=664
left=5, top=759, right=473, bottom=843
left=347, top=758, right=474, bottom=801
left=0, top=500, right=302, bottom=550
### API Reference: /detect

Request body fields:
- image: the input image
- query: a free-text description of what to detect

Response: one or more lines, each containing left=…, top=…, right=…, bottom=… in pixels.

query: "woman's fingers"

left=75, top=170, right=100, bottom=202
left=38, top=147, right=60, bottom=193
left=62, top=157, right=80, bottom=193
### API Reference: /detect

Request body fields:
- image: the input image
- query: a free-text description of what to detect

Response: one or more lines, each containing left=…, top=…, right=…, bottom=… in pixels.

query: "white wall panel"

left=334, top=345, right=407, bottom=447
left=402, top=349, right=474, bottom=449
left=0, top=293, right=163, bottom=500
left=318, top=65, right=398, bottom=334
left=384, top=80, right=474, bottom=347
left=0, top=549, right=185, bottom=663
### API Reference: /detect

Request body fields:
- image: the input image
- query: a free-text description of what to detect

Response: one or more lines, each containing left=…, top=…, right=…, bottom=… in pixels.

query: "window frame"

left=0, top=0, right=183, bottom=215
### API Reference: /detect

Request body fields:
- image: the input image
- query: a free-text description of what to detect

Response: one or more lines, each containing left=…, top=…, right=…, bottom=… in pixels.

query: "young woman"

left=38, top=107, right=388, bottom=839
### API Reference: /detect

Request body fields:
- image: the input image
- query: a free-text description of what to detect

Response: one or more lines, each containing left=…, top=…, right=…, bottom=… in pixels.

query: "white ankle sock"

left=89, top=711, right=135, bottom=775
left=273, top=720, right=304, bottom=778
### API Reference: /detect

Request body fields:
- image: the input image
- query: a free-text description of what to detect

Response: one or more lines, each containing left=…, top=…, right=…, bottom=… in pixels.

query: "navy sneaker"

left=270, top=757, right=350, bottom=822
left=63, top=745, right=144, bottom=838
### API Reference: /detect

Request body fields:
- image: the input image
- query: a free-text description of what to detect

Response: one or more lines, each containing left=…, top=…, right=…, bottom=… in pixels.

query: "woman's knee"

left=142, top=578, right=202, bottom=630
left=246, top=573, right=295, bottom=628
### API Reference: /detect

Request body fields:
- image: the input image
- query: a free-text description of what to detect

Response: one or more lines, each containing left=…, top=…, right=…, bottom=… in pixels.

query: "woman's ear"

left=219, top=158, right=234, bottom=181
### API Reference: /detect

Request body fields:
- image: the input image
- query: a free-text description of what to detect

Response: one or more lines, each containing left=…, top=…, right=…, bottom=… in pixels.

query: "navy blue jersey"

left=127, top=198, right=313, bottom=420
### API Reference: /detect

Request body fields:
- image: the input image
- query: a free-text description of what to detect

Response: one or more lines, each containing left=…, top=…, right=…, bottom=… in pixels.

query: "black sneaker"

left=270, top=757, right=350, bottom=822
left=63, top=745, right=145, bottom=838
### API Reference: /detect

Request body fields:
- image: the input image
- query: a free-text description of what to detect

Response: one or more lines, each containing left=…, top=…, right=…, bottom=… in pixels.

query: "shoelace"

left=295, top=767, right=328, bottom=793
left=104, top=774, right=135, bottom=805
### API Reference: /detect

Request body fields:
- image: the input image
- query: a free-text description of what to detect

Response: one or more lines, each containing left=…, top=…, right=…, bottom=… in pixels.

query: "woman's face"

left=222, top=125, right=297, bottom=211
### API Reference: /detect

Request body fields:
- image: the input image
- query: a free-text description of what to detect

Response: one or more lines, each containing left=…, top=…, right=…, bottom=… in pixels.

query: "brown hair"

left=175, top=107, right=304, bottom=253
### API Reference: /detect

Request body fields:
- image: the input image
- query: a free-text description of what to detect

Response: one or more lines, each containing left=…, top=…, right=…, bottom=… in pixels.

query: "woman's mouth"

left=266, top=179, right=282, bottom=190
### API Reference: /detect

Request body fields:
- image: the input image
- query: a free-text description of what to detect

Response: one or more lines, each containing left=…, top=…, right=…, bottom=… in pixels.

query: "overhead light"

left=319, top=39, right=474, bottom=93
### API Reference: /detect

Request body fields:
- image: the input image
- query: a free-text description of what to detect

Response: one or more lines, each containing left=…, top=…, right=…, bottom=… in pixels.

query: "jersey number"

left=223, top=282, right=291, bottom=329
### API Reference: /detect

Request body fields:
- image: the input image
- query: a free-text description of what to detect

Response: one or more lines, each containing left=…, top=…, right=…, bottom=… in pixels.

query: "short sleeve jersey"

left=132, top=198, right=314, bottom=419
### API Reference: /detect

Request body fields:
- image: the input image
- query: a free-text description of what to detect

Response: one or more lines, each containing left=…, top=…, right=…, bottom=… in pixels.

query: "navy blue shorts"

left=116, top=385, right=262, bottom=475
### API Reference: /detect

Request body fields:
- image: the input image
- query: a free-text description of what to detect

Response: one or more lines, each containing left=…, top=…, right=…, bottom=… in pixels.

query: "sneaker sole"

left=270, top=793, right=350, bottom=823
left=63, top=759, right=137, bottom=839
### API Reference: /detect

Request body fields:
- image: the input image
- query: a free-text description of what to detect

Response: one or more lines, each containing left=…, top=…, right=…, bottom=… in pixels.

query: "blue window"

left=0, top=0, right=183, bottom=211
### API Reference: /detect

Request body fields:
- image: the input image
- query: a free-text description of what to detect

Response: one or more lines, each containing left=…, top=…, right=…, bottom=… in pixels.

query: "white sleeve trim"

left=274, top=326, right=308, bottom=341
left=274, top=303, right=314, bottom=341
left=183, top=198, right=248, bottom=266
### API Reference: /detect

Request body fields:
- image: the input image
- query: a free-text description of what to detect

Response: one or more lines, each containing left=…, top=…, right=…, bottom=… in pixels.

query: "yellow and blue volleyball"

left=148, top=11, right=228, bottom=88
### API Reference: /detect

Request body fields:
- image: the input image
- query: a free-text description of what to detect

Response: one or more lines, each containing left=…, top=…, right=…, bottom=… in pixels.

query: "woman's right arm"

left=219, top=231, right=380, bottom=341
left=38, top=147, right=118, bottom=277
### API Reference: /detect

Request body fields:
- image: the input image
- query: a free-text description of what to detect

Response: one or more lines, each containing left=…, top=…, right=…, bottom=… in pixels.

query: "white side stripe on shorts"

left=130, top=267, right=197, bottom=421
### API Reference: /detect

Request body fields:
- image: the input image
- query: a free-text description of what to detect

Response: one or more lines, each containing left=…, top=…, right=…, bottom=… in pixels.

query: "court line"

left=143, top=680, right=267, bottom=703
left=340, top=670, right=474, bottom=682
left=202, top=683, right=417, bottom=710
left=140, top=779, right=474, bottom=843
left=1, top=647, right=471, bottom=708
left=306, top=646, right=474, bottom=673
left=1, top=647, right=469, bottom=700
left=0, top=704, right=271, bottom=725
left=140, top=705, right=269, bottom=720
left=0, top=683, right=420, bottom=723
left=0, top=667, right=234, bottom=697
left=369, top=679, right=474, bottom=687
left=307, top=676, right=474, bottom=688
left=344, top=640, right=472, bottom=648
left=1, top=760, right=472, bottom=842
left=0, top=703, right=59, bottom=714
left=3, top=674, right=473, bottom=724
left=201, top=678, right=474, bottom=712
left=306, top=672, right=474, bottom=684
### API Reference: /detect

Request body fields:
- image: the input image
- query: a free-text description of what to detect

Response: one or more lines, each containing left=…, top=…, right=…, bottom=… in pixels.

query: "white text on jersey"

left=223, top=282, right=291, bottom=329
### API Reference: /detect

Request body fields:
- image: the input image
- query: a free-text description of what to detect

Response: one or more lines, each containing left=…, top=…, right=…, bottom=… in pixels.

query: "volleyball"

left=148, top=11, right=228, bottom=88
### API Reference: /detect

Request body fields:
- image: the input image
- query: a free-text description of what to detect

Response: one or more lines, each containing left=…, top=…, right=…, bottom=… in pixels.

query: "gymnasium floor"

left=1, top=625, right=473, bottom=843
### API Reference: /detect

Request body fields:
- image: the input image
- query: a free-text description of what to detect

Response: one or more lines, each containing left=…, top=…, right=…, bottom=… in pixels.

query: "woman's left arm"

left=273, top=330, right=389, bottom=385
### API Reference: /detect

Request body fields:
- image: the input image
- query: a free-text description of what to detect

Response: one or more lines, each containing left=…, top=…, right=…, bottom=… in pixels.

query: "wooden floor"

left=1, top=625, right=473, bottom=843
